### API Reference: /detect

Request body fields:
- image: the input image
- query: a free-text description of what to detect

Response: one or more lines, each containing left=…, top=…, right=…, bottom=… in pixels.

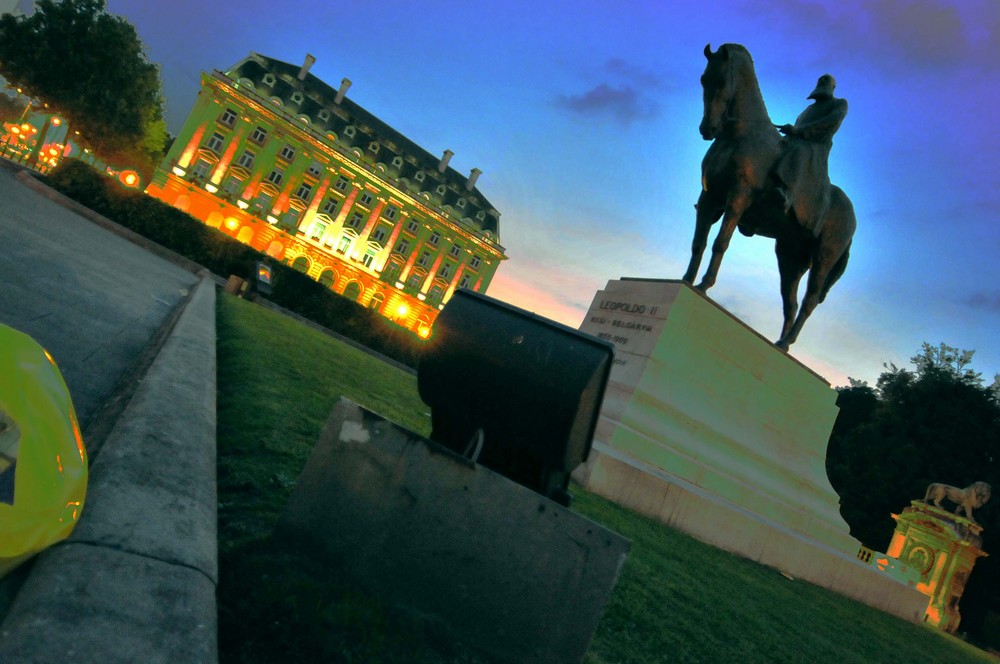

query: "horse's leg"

left=697, top=186, right=751, bottom=291
left=774, top=237, right=808, bottom=350
left=778, top=246, right=832, bottom=349
left=682, top=190, right=721, bottom=284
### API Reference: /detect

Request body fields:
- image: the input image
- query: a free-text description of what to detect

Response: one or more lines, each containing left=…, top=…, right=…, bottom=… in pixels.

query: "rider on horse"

left=773, top=74, right=848, bottom=238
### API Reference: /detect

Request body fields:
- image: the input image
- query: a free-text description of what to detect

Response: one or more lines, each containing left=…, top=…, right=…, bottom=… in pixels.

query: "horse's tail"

left=819, top=242, right=850, bottom=304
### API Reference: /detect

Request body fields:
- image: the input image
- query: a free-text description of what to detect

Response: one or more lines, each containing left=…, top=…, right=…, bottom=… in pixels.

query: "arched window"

left=237, top=227, right=254, bottom=244
left=342, top=281, right=362, bottom=302
left=368, top=293, right=385, bottom=312
left=292, top=256, right=310, bottom=273
left=205, top=211, right=224, bottom=228
left=319, top=268, right=337, bottom=288
left=266, top=241, right=283, bottom=259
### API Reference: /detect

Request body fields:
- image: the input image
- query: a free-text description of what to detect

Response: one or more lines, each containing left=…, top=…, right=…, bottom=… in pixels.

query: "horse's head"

left=699, top=44, right=736, bottom=140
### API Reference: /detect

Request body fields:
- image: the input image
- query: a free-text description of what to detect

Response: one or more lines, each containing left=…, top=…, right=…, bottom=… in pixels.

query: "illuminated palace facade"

left=146, top=53, right=506, bottom=335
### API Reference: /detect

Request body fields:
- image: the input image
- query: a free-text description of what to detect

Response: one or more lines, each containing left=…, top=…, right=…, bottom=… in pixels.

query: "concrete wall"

left=278, top=398, right=631, bottom=664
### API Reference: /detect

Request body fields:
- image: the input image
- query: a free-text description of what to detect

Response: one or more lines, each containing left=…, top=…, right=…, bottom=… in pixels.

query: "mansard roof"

left=222, top=53, right=500, bottom=238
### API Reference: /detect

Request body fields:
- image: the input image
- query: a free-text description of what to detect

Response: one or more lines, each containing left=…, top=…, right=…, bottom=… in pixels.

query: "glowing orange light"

left=48, top=147, right=58, bottom=156
left=51, top=117, right=62, bottom=126
left=48, top=158, right=58, bottom=166
left=9, top=126, right=20, bottom=135
left=417, top=326, right=431, bottom=339
left=396, top=303, right=409, bottom=317
left=119, top=170, right=139, bottom=188
left=224, top=217, right=240, bottom=231
left=56, top=454, right=63, bottom=473
left=20, top=123, right=29, bottom=131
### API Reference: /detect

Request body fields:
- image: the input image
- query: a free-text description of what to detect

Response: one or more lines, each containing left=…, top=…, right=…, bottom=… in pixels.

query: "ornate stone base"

left=574, top=278, right=928, bottom=621
left=888, top=501, right=988, bottom=633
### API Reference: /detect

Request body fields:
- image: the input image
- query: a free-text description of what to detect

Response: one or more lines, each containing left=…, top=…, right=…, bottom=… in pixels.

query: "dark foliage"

left=44, top=160, right=423, bottom=368
left=828, top=352, right=1000, bottom=644
left=0, top=0, right=166, bottom=172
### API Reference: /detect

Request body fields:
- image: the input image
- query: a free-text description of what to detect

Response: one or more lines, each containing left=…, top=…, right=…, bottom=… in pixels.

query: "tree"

left=828, top=342, right=1000, bottom=643
left=0, top=0, right=166, bottom=172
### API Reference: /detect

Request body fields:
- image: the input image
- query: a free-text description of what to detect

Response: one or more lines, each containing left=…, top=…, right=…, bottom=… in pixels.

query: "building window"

left=336, top=235, right=351, bottom=254
left=362, top=250, right=376, bottom=268
left=347, top=212, right=364, bottom=229
left=428, top=231, right=441, bottom=246
left=205, top=132, right=225, bottom=153
left=307, top=161, right=322, bottom=177
left=470, top=255, right=481, bottom=269
left=255, top=192, right=273, bottom=214
left=459, top=274, right=472, bottom=289
left=439, top=263, right=452, bottom=279
left=368, top=294, right=384, bottom=312
left=406, top=219, right=419, bottom=233
left=371, top=227, right=388, bottom=244
left=393, top=239, right=410, bottom=255
left=192, top=159, right=211, bottom=179
left=284, top=208, right=300, bottom=227
left=334, top=176, right=349, bottom=191
left=321, top=197, right=339, bottom=215
left=250, top=126, right=268, bottom=144
left=223, top=176, right=243, bottom=196
left=450, top=244, right=461, bottom=257
left=406, top=273, right=423, bottom=290
left=266, top=169, right=283, bottom=185
left=417, top=251, right=431, bottom=267
left=428, top=285, right=444, bottom=303
left=382, top=263, right=401, bottom=283
left=237, top=149, right=255, bottom=169
left=262, top=73, right=276, bottom=86
left=384, top=205, right=398, bottom=220
left=279, top=144, right=295, bottom=161
left=219, top=108, right=237, bottom=127
left=291, top=91, right=304, bottom=104
left=358, top=191, right=374, bottom=207
left=295, top=183, right=313, bottom=200
left=318, top=109, right=331, bottom=121
left=310, top=221, right=328, bottom=241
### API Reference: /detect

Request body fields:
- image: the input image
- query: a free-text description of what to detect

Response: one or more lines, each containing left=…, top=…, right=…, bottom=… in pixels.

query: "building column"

left=420, top=254, right=445, bottom=295
left=209, top=120, right=251, bottom=185
left=373, top=213, right=406, bottom=273
left=297, top=174, right=333, bottom=232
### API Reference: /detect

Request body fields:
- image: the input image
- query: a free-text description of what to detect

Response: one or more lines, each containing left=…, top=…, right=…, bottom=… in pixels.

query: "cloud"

left=554, top=57, right=663, bottom=126
left=555, top=84, right=657, bottom=125
left=964, top=292, right=1000, bottom=313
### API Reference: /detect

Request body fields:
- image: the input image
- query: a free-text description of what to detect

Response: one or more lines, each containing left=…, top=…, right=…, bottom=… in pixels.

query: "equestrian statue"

left=682, top=43, right=856, bottom=350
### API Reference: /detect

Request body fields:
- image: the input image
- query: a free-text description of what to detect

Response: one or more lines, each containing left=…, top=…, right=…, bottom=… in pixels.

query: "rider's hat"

left=808, top=74, right=836, bottom=100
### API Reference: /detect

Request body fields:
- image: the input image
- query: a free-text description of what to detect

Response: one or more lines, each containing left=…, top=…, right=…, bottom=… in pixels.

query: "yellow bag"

left=0, top=324, right=88, bottom=578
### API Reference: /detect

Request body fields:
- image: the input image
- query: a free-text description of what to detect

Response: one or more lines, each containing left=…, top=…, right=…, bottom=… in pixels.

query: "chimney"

left=438, top=149, right=454, bottom=173
left=466, top=168, right=482, bottom=191
left=297, top=54, right=316, bottom=80
left=335, top=78, right=351, bottom=104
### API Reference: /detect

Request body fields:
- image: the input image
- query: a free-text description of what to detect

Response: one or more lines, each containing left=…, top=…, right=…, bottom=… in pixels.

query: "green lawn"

left=216, top=293, right=994, bottom=664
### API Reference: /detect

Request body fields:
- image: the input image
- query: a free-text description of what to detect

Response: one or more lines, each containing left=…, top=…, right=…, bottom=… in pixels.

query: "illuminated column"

left=398, top=243, right=423, bottom=283
left=297, top=174, right=332, bottom=232
left=373, top=214, right=406, bottom=272
left=420, top=254, right=445, bottom=294
left=349, top=198, right=386, bottom=259
left=271, top=153, right=313, bottom=217
left=169, top=88, right=218, bottom=170
left=209, top=121, right=251, bottom=185
left=443, top=263, right=467, bottom=302
left=331, top=186, right=360, bottom=231
left=240, top=132, right=283, bottom=203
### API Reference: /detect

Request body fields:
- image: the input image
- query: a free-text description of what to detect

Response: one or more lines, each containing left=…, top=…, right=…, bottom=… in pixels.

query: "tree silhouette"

left=0, top=0, right=166, bottom=170
left=828, top=343, right=999, bottom=642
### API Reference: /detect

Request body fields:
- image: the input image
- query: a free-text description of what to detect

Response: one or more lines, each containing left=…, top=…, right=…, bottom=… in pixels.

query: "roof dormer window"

left=262, top=73, right=276, bottom=86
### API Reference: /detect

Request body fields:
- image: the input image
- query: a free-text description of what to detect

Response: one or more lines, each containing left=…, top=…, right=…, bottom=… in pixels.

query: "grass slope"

left=216, top=293, right=994, bottom=664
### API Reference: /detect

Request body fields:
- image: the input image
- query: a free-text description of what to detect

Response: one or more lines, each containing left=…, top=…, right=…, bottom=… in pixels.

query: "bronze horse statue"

left=682, top=43, right=856, bottom=350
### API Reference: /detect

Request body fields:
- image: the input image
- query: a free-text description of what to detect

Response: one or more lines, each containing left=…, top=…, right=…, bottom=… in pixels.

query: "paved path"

left=0, top=167, right=218, bottom=662
left=0, top=168, right=199, bottom=427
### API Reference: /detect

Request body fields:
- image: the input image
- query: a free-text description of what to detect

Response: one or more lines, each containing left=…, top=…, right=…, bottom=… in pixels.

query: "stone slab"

left=278, top=398, right=631, bottom=664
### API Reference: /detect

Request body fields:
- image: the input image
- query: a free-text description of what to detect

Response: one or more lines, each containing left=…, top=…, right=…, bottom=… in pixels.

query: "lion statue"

left=923, top=481, right=992, bottom=522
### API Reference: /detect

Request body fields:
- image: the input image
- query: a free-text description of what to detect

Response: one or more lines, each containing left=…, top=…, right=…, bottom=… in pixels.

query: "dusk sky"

left=103, top=0, right=1000, bottom=387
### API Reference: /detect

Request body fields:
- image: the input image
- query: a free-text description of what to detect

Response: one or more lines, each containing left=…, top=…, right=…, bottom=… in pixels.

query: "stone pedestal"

left=278, top=398, right=631, bottom=664
left=887, top=501, right=988, bottom=633
left=574, top=278, right=928, bottom=621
